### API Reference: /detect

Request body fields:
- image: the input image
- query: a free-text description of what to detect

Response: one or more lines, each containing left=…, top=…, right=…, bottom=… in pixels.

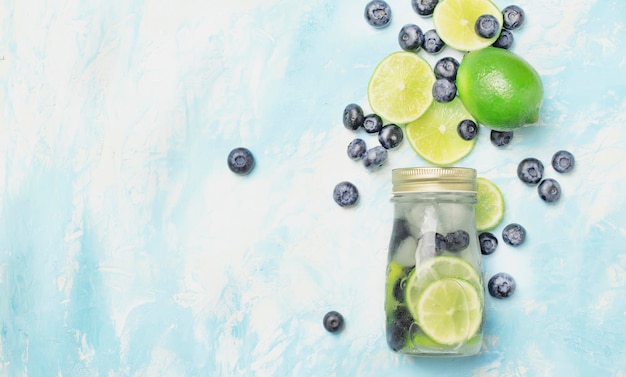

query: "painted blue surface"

left=1, top=0, right=625, bottom=375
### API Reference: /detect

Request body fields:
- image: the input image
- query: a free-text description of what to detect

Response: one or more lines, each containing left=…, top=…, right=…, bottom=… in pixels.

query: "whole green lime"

left=456, top=47, right=543, bottom=130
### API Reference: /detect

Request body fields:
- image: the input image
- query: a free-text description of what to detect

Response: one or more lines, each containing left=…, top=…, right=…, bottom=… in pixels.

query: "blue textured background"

left=1, top=0, right=625, bottom=376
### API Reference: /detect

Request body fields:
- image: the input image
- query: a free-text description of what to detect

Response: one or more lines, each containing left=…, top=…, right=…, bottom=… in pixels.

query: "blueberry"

left=479, top=232, right=498, bottom=255
left=445, top=230, right=470, bottom=252
left=386, top=321, right=406, bottom=352
left=343, top=103, right=365, bottom=130
left=422, top=29, right=445, bottom=54
left=502, top=223, right=526, bottom=246
left=551, top=150, right=575, bottom=173
left=391, top=271, right=411, bottom=303
left=493, top=29, right=514, bottom=49
left=364, top=0, right=392, bottom=29
left=538, top=178, right=561, bottom=203
left=417, top=232, right=447, bottom=255
left=411, top=0, right=439, bottom=17
left=386, top=306, right=413, bottom=351
left=457, top=119, right=478, bottom=141
left=333, top=181, right=359, bottom=207
left=488, top=272, right=516, bottom=299
left=502, top=5, right=525, bottom=30
left=363, top=113, right=384, bottom=134
left=323, top=311, right=345, bottom=333
left=490, top=130, right=513, bottom=147
left=398, top=24, right=424, bottom=51
left=378, top=124, right=404, bottom=149
left=347, top=138, right=367, bottom=160
left=363, top=146, right=388, bottom=171
left=433, top=57, right=460, bottom=81
left=227, top=147, right=255, bottom=175
left=393, top=306, right=414, bottom=328
left=432, top=78, right=457, bottom=103
left=475, top=14, right=500, bottom=38
left=517, top=157, right=544, bottom=185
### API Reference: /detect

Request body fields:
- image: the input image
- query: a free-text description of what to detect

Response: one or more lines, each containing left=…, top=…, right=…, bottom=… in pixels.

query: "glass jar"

left=384, top=167, right=484, bottom=357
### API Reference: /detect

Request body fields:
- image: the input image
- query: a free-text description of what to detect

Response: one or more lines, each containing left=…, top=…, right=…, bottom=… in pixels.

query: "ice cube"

left=389, top=218, right=411, bottom=254
left=393, top=237, right=417, bottom=267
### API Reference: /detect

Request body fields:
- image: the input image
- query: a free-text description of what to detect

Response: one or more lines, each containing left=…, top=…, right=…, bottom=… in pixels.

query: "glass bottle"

left=384, top=167, right=484, bottom=356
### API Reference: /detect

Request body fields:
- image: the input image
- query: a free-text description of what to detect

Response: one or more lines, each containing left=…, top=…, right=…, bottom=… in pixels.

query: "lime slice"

left=385, top=261, right=409, bottom=315
left=405, top=97, right=477, bottom=166
left=405, top=256, right=482, bottom=322
left=405, top=256, right=481, bottom=301
left=415, top=278, right=482, bottom=345
left=367, top=52, right=436, bottom=124
left=433, top=0, right=503, bottom=52
left=475, top=177, right=505, bottom=231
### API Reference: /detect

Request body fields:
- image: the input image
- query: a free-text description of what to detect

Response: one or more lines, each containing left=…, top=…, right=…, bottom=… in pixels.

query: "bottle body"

left=385, top=168, right=484, bottom=357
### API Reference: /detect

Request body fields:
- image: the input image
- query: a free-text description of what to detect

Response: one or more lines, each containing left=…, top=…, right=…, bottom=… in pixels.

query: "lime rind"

left=433, top=0, right=503, bottom=52
left=475, top=177, right=505, bottom=231
left=415, top=278, right=483, bottom=345
left=405, top=97, right=477, bottom=166
left=367, top=52, right=436, bottom=124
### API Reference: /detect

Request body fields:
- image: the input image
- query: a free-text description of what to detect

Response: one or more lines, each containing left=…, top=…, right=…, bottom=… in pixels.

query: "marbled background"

left=1, top=0, right=625, bottom=376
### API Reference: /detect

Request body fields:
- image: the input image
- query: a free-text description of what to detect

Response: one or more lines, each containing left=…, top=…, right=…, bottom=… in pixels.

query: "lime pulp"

left=367, top=52, right=436, bottom=124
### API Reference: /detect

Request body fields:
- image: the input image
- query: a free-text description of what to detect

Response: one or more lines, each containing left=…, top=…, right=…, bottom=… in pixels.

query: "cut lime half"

left=476, top=177, right=505, bottom=232
left=433, top=0, right=503, bottom=52
left=405, top=97, right=477, bottom=166
left=367, top=52, right=436, bottom=124
left=415, top=278, right=483, bottom=345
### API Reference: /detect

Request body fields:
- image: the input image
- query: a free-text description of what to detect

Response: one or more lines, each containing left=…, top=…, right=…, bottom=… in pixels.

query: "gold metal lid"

left=392, top=167, right=477, bottom=193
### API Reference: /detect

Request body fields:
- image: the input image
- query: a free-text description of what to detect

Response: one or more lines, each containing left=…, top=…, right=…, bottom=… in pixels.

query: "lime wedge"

left=475, top=177, right=505, bottom=231
left=405, top=97, right=477, bottom=166
left=433, top=0, right=503, bottom=52
left=367, top=52, right=436, bottom=124
left=415, top=278, right=482, bottom=345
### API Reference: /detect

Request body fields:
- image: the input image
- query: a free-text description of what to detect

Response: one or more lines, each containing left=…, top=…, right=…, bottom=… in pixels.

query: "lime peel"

left=456, top=47, right=544, bottom=130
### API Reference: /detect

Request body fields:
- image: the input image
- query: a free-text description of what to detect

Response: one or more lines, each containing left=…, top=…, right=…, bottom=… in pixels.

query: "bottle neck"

left=391, top=191, right=477, bottom=204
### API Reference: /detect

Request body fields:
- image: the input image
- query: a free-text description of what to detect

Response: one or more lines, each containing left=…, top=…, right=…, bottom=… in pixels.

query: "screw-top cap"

left=392, top=167, right=477, bottom=193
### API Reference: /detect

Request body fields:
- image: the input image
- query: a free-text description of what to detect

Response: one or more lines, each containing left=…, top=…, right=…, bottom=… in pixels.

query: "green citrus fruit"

left=456, top=47, right=543, bottom=130
left=368, top=52, right=436, bottom=124
left=404, top=256, right=482, bottom=321
left=475, top=177, right=505, bottom=232
left=405, top=97, right=477, bottom=166
left=433, top=0, right=503, bottom=52
left=385, top=261, right=409, bottom=315
left=414, top=278, right=483, bottom=345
